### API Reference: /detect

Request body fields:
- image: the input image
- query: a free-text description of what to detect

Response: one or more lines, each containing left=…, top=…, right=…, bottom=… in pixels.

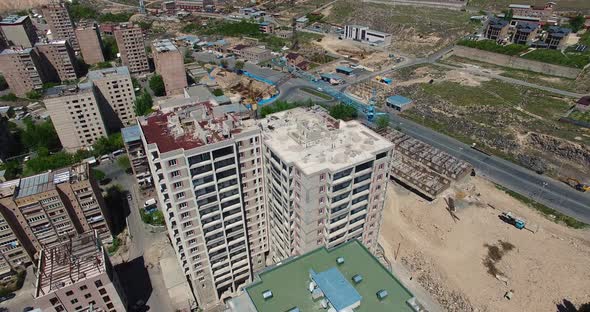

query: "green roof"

left=245, top=240, right=415, bottom=312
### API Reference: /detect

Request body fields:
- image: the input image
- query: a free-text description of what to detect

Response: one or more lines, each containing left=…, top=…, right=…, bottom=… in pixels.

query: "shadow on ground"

left=114, top=256, right=152, bottom=312
left=104, top=185, right=131, bottom=236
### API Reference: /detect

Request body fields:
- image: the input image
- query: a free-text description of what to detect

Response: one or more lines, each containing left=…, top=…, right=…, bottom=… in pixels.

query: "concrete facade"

left=122, top=125, right=153, bottom=189
left=35, top=40, right=80, bottom=82
left=240, top=47, right=272, bottom=64
left=0, top=47, right=45, bottom=96
left=75, top=22, right=105, bottom=65
left=114, top=25, right=149, bottom=75
left=87, top=66, right=137, bottom=129
left=0, top=15, right=38, bottom=48
left=138, top=99, right=267, bottom=311
left=484, top=18, right=509, bottom=40
left=34, top=231, right=126, bottom=312
left=344, top=25, right=392, bottom=46
left=259, top=106, right=393, bottom=262
left=44, top=85, right=108, bottom=152
left=0, top=164, right=111, bottom=267
left=41, top=1, right=79, bottom=52
left=152, top=39, right=187, bottom=96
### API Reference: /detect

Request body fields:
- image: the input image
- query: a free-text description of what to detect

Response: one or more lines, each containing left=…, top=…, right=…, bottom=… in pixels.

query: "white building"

left=344, top=25, right=392, bottom=46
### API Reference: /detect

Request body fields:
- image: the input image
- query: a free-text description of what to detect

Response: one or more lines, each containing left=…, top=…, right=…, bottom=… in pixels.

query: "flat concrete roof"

left=121, top=125, right=142, bottom=143
left=153, top=38, right=179, bottom=52
left=260, top=106, right=393, bottom=176
left=0, top=15, right=28, bottom=25
left=245, top=240, right=415, bottom=312
left=87, top=66, right=130, bottom=81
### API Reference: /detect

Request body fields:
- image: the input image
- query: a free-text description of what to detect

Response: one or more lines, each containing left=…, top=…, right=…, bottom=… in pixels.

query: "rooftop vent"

left=377, top=289, right=388, bottom=300
left=352, top=274, right=363, bottom=284
left=262, top=290, right=273, bottom=300
left=336, top=257, right=344, bottom=265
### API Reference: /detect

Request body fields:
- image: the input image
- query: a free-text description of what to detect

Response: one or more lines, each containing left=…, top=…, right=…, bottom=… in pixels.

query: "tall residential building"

left=259, top=106, right=393, bottom=262
left=44, top=85, right=108, bottom=152
left=0, top=211, right=33, bottom=275
left=138, top=99, right=266, bottom=310
left=41, top=1, right=80, bottom=52
left=36, top=40, right=80, bottom=82
left=87, top=66, right=137, bottom=129
left=0, top=47, right=45, bottom=96
left=121, top=125, right=153, bottom=189
left=34, top=231, right=127, bottom=312
left=0, top=15, right=38, bottom=48
left=0, top=163, right=111, bottom=260
left=152, top=39, right=187, bottom=95
left=229, top=239, right=419, bottom=312
left=114, top=24, right=149, bottom=75
left=75, top=21, right=105, bottom=65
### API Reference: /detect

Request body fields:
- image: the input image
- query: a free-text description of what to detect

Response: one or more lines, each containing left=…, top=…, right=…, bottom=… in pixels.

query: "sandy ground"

left=379, top=177, right=590, bottom=312
left=0, top=0, right=49, bottom=12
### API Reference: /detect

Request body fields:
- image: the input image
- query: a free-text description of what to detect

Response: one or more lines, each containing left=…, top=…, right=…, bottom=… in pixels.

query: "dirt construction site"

left=379, top=178, right=590, bottom=312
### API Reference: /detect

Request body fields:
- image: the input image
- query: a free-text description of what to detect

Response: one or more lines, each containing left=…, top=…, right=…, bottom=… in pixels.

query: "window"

left=379, top=163, right=384, bottom=169
left=181, top=212, right=190, bottom=219
left=99, top=288, right=107, bottom=295
left=55, top=306, right=64, bottom=312
left=84, top=293, right=92, bottom=299
left=50, top=298, right=59, bottom=305
left=320, top=173, right=325, bottom=181
left=107, top=302, right=114, bottom=309
left=168, top=159, right=177, bottom=166
left=173, top=181, right=183, bottom=189
left=175, top=192, right=185, bottom=199
left=94, top=280, right=103, bottom=288
left=70, top=299, right=78, bottom=304
left=319, top=186, right=324, bottom=193
left=103, top=295, right=111, bottom=302
left=79, top=285, right=88, bottom=291
left=65, top=290, right=74, bottom=296
left=171, top=170, right=180, bottom=178
left=179, top=202, right=188, bottom=209
left=319, top=197, right=324, bottom=204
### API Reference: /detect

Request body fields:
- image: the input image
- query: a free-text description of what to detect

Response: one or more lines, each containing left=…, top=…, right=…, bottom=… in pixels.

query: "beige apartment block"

left=138, top=99, right=267, bottom=310
left=152, top=39, right=187, bottom=95
left=0, top=47, right=45, bottom=96
left=35, top=231, right=126, bottom=312
left=87, top=66, right=137, bottom=128
left=75, top=21, right=105, bottom=65
left=41, top=0, right=80, bottom=52
left=0, top=164, right=111, bottom=262
left=36, top=40, right=80, bottom=82
left=44, top=85, right=108, bottom=152
left=0, top=212, right=33, bottom=276
left=114, top=24, right=149, bottom=75
left=0, top=15, right=38, bottom=48
left=259, top=106, right=393, bottom=262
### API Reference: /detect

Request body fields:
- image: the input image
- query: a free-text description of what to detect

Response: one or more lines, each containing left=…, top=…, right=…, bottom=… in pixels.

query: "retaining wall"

left=451, top=46, right=582, bottom=79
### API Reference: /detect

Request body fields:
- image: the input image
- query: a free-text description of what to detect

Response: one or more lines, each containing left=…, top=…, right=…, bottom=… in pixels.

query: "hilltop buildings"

left=344, top=25, right=392, bottom=46
left=0, top=47, right=45, bottom=96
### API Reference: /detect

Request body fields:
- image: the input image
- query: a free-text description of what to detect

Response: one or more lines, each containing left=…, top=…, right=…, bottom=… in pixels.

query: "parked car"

left=112, top=149, right=125, bottom=157
left=0, top=293, right=16, bottom=303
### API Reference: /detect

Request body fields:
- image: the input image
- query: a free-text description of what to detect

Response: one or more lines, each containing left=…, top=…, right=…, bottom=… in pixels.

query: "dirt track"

left=379, top=178, right=590, bottom=312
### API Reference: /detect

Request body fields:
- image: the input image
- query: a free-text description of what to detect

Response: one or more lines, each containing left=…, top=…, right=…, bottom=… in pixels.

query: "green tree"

left=0, top=93, right=18, bottom=101
left=220, top=59, right=229, bottom=68
left=0, top=74, right=8, bottom=91
left=184, top=49, right=195, bottom=64
left=102, top=36, right=119, bottom=61
left=0, top=160, right=21, bottom=180
left=92, top=169, right=106, bottom=181
left=149, top=74, right=165, bottom=96
left=212, top=89, right=224, bottom=96
left=25, top=90, right=42, bottom=100
left=93, top=133, right=124, bottom=156
left=234, top=61, right=245, bottom=71
left=93, top=61, right=113, bottom=69
left=329, top=104, right=358, bottom=120
left=375, top=115, right=390, bottom=130
left=21, top=119, right=61, bottom=151
left=569, top=14, right=585, bottom=32
left=134, top=91, right=153, bottom=116
left=117, top=155, right=131, bottom=171
left=502, top=8, right=513, bottom=21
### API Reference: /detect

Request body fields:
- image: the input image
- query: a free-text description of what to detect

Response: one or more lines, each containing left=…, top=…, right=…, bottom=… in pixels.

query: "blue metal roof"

left=310, top=267, right=361, bottom=311
left=335, top=66, right=354, bottom=73
left=121, top=125, right=142, bottom=144
left=386, top=95, right=412, bottom=107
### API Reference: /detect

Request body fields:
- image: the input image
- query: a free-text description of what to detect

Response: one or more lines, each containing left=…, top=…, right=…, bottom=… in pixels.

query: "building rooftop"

left=487, top=17, right=509, bottom=28
left=547, top=26, right=571, bottom=38
left=245, top=240, right=415, bottom=312
left=509, top=4, right=531, bottom=9
left=577, top=96, right=590, bottom=107
left=296, top=17, right=309, bottom=23
left=386, top=95, right=413, bottom=108
left=515, top=21, right=538, bottom=33
left=87, top=66, right=130, bottom=81
left=44, top=84, right=93, bottom=97
left=35, top=231, right=106, bottom=298
left=121, top=124, right=142, bottom=143
left=336, top=66, right=354, bottom=73
left=184, top=85, right=214, bottom=102
left=0, top=47, right=34, bottom=55
left=260, top=106, right=393, bottom=175
left=0, top=163, right=90, bottom=200
left=243, top=46, right=268, bottom=54
left=0, top=15, right=28, bottom=25
left=139, top=100, right=256, bottom=153
left=153, top=38, right=179, bottom=53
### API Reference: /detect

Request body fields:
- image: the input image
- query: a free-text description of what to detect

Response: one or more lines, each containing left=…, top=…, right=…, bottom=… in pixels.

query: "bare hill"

left=0, top=0, right=51, bottom=13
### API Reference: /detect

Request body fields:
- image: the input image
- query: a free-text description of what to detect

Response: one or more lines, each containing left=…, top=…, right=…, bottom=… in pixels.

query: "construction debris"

left=382, top=128, right=473, bottom=199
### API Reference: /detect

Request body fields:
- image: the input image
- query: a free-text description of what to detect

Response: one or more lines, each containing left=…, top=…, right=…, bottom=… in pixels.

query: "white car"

left=112, top=149, right=125, bottom=157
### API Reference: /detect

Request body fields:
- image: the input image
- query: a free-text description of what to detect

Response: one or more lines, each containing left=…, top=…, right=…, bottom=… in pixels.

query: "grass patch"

left=300, top=87, right=333, bottom=100
left=569, top=110, right=590, bottom=123
left=458, top=39, right=529, bottom=56
left=521, top=49, right=590, bottom=69
left=140, top=208, right=165, bottom=226
left=107, top=236, right=122, bottom=255
left=495, top=184, right=588, bottom=229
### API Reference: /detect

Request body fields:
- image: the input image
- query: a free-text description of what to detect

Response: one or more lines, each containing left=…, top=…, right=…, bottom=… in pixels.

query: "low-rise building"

left=508, top=2, right=556, bottom=24
left=121, top=125, right=153, bottom=189
left=34, top=231, right=127, bottom=312
left=484, top=18, right=509, bottom=40
left=386, top=95, right=414, bottom=112
left=295, top=17, right=308, bottom=30
left=0, top=15, right=38, bottom=48
left=229, top=239, right=418, bottom=312
left=240, top=46, right=272, bottom=64
left=545, top=26, right=571, bottom=50
left=576, top=96, right=590, bottom=112
left=512, top=21, right=538, bottom=45
left=162, top=0, right=176, bottom=11
left=259, top=22, right=274, bottom=34
left=344, top=25, right=392, bottom=46
left=285, top=52, right=309, bottom=70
